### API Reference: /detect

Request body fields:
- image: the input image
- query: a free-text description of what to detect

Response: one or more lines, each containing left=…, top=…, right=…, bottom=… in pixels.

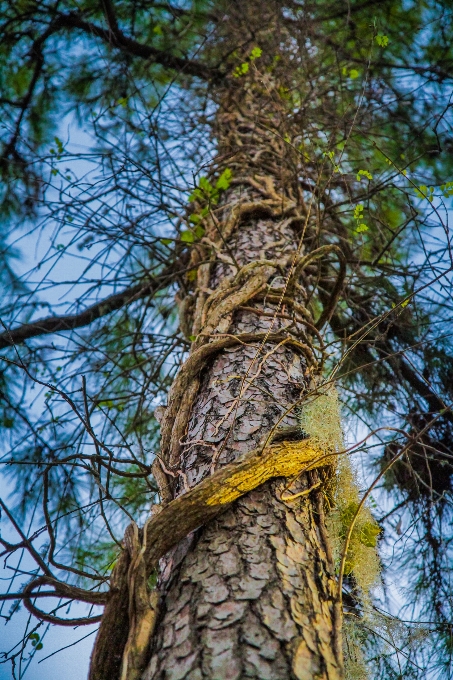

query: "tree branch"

left=315, top=0, right=393, bottom=22
left=328, top=308, right=453, bottom=422
left=23, top=576, right=106, bottom=626
left=0, top=261, right=185, bottom=350
left=52, top=12, right=216, bottom=81
left=2, top=44, right=45, bottom=161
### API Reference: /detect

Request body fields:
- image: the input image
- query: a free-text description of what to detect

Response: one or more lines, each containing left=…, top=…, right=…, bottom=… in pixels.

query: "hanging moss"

left=300, top=385, right=381, bottom=597
left=300, top=384, right=344, bottom=454
left=300, top=385, right=380, bottom=680
left=300, top=385, right=382, bottom=679
left=343, top=617, right=369, bottom=680
left=328, top=460, right=381, bottom=597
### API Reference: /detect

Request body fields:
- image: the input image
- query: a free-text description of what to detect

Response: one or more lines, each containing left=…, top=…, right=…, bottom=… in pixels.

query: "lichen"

left=329, top=459, right=381, bottom=598
left=300, top=384, right=383, bottom=679
left=343, top=617, right=369, bottom=680
left=343, top=608, right=431, bottom=680
left=300, top=383, right=343, bottom=454
left=300, top=385, right=381, bottom=598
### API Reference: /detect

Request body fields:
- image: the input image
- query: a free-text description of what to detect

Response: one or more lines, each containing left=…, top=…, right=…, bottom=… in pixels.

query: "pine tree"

left=1, top=1, right=453, bottom=679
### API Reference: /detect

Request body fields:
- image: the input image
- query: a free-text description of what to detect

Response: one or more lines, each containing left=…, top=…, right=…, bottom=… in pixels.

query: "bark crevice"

left=89, top=3, right=345, bottom=677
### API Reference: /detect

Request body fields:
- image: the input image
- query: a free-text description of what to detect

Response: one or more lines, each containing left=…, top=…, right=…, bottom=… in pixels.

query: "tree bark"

left=89, top=4, right=345, bottom=679
left=142, top=4, right=343, bottom=678
left=145, top=482, right=340, bottom=680
left=145, top=223, right=342, bottom=680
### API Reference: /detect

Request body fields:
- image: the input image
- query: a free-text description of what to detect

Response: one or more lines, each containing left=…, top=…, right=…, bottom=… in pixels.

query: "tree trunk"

left=142, top=5, right=343, bottom=679
left=89, top=4, right=344, bottom=679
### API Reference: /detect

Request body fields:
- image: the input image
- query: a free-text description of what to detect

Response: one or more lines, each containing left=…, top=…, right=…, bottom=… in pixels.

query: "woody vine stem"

left=90, top=12, right=353, bottom=680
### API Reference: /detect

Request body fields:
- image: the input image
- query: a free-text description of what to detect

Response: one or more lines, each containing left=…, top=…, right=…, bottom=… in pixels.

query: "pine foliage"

left=0, top=0, right=453, bottom=677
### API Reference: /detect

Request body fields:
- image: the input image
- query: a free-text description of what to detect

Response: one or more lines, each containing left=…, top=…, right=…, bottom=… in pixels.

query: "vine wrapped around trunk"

left=90, top=3, right=345, bottom=679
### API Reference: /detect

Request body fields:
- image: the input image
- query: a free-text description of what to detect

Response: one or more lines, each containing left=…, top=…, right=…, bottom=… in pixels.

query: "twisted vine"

left=90, top=426, right=335, bottom=680
left=89, top=58, right=349, bottom=668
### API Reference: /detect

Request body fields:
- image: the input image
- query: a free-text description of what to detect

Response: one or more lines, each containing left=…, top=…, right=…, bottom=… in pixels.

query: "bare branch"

left=0, top=261, right=185, bottom=349
left=51, top=12, right=216, bottom=81
left=23, top=576, right=106, bottom=626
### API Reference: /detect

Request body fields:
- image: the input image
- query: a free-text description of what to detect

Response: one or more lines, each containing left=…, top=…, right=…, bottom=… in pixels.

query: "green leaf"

left=54, top=136, right=64, bottom=154
left=98, top=400, right=114, bottom=408
left=356, top=223, right=369, bottom=233
left=415, top=185, right=434, bottom=201
left=356, top=169, right=373, bottom=181
left=441, top=181, right=453, bottom=197
left=353, top=204, right=364, bottom=219
left=348, top=69, right=359, bottom=79
left=233, top=62, right=249, bottom=77
left=35, top=642, right=43, bottom=650
left=198, top=176, right=213, bottom=194
left=193, top=225, right=205, bottom=239
left=188, top=187, right=203, bottom=202
left=375, top=34, right=389, bottom=47
left=180, top=224, right=204, bottom=243
left=340, top=502, right=359, bottom=528
left=180, top=230, right=195, bottom=243
left=250, top=46, right=262, bottom=61
left=360, top=522, right=381, bottom=547
left=215, top=168, right=232, bottom=191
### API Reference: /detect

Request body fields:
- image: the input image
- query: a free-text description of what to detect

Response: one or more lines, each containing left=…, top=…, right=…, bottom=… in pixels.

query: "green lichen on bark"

left=300, top=386, right=381, bottom=597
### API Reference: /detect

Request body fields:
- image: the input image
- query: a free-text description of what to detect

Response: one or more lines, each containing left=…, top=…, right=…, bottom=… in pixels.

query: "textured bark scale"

left=90, top=3, right=344, bottom=678
left=145, top=484, right=339, bottom=680
left=144, top=216, right=342, bottom=679
left=144, top=2, right=343, bottom=670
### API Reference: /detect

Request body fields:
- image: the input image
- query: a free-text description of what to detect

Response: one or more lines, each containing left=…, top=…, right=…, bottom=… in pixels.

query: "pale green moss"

left=329, top=459, right=381, bottom=598
left=300, top=384, right=343, bottom=453
left=300, top=385, right=381, bottom=598
left=300, top=385, right=383, bottom=679
left=343, top=617, right=368, bottom=680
